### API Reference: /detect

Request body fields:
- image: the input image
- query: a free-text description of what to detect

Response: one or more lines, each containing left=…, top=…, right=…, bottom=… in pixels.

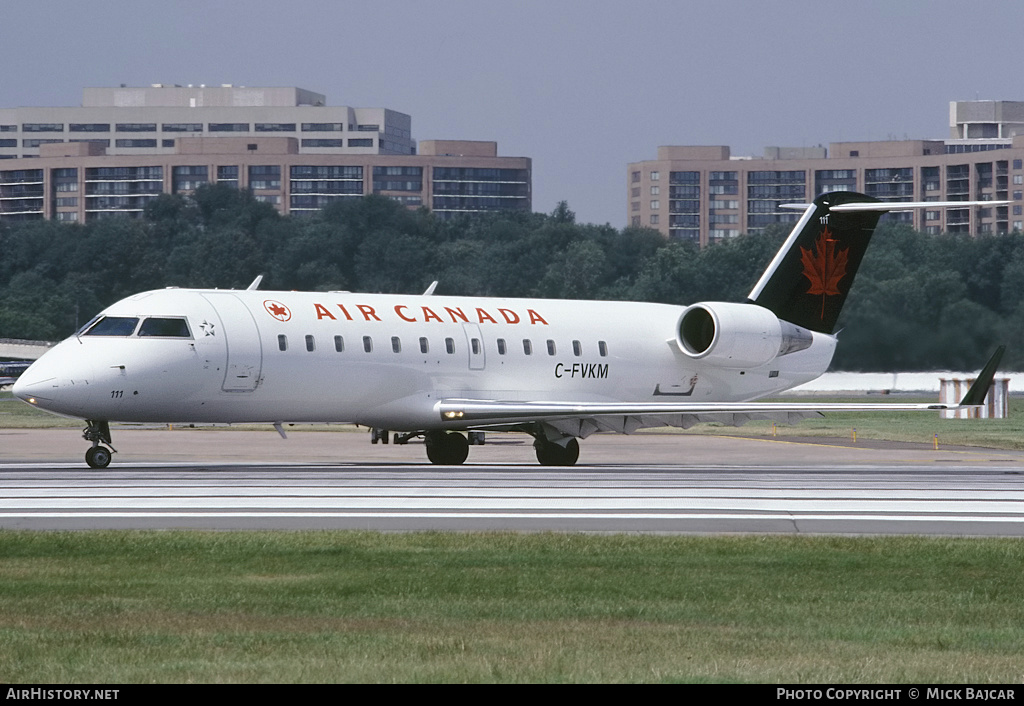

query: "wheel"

left=85, top=446, right=112, bottom=469
left=534, top=438, right=579, bottom=466
left=425, top=432, right=470, bottom=465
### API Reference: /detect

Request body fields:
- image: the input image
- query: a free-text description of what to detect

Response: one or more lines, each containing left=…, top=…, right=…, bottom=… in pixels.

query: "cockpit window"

left=138, top=317, right=191, bottom=338
left=82, top=316, right=140, bottom=337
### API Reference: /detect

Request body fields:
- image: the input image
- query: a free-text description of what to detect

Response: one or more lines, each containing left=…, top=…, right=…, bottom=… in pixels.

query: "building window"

left=22, top=123, right=64, bottom=132
left=163, top=123, right=203, bottom=132
left=650, top=200, right=660, bottom=210
left=255, top=123, right=296, bottom=132
left=70, top=124, right=110, bottom=133
left=348, top=138, right=374, bottom=147
left=302, top=123, right=343, bottom=132
left=209, top=123, right=250, bottom=132
left=650, top=171, right=660, bottom=181
left=650, top=214, right=659, bottom=225
left=115, top=139, right=157, bottom=148
left=248, top=165, right=281, bottom=190
left=301, top=139, right=344, bottom=148
left=115, top=123, right=156, bottom=132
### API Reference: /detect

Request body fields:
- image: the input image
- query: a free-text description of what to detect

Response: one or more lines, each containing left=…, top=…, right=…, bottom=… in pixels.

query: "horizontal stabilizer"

left=829, top=200, right=1010, bottom=212
left=781, top=200, right=1009, bottom=212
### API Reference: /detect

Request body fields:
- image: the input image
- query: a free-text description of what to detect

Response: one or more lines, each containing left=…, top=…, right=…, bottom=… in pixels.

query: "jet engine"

left=676, top=302, right=813, bottom=369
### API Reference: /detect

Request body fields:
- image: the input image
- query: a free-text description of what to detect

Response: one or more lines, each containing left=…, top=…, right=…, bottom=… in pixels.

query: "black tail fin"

left=747, top=191, right=882, bottom=334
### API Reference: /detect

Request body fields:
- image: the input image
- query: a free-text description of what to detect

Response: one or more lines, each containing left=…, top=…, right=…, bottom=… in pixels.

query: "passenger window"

left=82, top=316, right=139, bottom=337
left=523, top=339, right=533, bottom=355
left=392, top=336, right=402, bottom=353
left=305, top=335, right=315, bottom=352
left=599, top=341, right=608, bottom=357
left=471, top=338, right=481, bottom=355
left=138, top=317, right=191, bottom=338
left=363, top=336, right=373, bottom=353
left=497, top=338, right=506, bottom=355
left=334, top=335, right=344, bottom=352
left=572, top=340, right=582, bottom=356
left=419, top=337, right=429, bottom=354
left=547, top=340, right=556, bottom=356
left=278, top=334, right=288, bottom=352
left=445, top=337, right=455, bottom=354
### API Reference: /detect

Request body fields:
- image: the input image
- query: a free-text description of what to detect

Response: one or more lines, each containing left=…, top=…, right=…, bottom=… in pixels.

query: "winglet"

left=247, top=275, right=264, bottom=291
left=959, top=345, right=1006, bottom=407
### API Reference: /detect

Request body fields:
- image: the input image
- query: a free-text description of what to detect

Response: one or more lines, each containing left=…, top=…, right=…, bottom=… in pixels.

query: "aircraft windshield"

left=138, top=317, right=191, bottom=338
left=82, top=317, right=140, bottom=337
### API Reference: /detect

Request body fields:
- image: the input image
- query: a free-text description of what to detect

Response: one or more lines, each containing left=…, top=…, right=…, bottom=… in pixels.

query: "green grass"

left=0, top=531, right=1022, bottom=683
left=0, top=390, right=81, bottom=428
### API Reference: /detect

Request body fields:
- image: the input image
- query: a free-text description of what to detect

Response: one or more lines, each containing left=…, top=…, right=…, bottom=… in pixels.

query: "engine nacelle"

left=676, top=302, right=812, bottom=369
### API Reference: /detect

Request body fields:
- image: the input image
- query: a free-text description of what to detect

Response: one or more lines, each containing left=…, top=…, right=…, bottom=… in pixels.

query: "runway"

left=2, top=428, right=1024, bottom=534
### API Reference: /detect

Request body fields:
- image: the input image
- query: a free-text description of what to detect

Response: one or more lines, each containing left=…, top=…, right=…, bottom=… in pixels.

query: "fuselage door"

left=463, top=323, right=485, bottom=370
left=199, top=292, right=263, bottom=392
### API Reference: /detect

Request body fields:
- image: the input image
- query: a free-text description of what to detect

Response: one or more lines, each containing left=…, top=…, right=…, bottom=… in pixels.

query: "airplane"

left=12, top=191, right=1006, bottom=469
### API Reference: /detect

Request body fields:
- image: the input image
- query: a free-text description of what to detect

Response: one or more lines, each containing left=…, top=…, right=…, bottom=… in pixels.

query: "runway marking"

left=0, top=512, right=1022, bottom=523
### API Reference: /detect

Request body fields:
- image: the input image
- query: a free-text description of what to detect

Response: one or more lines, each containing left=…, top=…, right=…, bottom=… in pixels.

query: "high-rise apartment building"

left=629, top=101, right=1024, bottom=246
left=0, top=86, right=531, bottom=222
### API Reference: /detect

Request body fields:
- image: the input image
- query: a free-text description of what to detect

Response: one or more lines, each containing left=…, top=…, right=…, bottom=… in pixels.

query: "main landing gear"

left=83, top=420, right=116, bottom=469
left=533, top=437, right=580, bottom=466
left=373, top=426, right=579, bottom=466
left=424, top=431, right=470, bottom=465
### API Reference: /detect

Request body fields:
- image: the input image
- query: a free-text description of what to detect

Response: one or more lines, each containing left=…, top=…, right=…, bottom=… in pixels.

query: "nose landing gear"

left=83, top=420, right=116, bottom=469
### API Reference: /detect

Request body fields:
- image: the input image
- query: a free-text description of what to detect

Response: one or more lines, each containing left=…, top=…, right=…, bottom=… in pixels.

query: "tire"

left=534, top=437, right=579, bottom=466
left=85, top=446, right=112, bottom=469
left=425, top=432, right=470, bottom=465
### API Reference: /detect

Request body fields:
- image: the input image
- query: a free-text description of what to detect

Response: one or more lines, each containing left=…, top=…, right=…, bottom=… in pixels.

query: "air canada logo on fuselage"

left=263, top=300, right=292, bottom=322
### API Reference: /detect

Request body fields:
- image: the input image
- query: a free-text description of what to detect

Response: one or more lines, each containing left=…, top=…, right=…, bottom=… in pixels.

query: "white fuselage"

left=14, top=288, right=837, bottom=430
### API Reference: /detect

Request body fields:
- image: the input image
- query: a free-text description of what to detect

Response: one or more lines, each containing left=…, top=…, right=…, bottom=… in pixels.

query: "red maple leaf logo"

left=263, top=300, right=292, bottom=322
left=799, top=227, right=849, bottom=320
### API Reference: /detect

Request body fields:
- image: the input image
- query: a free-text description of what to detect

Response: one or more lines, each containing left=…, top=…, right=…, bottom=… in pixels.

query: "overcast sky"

left=3, top=0, right=1022, bottom=227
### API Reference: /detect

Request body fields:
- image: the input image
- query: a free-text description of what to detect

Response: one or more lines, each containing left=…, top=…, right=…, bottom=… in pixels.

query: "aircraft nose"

left=12, top=344, right=98, bottom=416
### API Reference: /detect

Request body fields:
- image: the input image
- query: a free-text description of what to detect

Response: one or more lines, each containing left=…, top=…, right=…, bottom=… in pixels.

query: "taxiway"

left=2, top=428, right=1023, bottom=534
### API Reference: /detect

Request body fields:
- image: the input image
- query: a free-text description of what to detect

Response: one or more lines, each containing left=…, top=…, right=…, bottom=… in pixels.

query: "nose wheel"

left=83, top=420, right=116, bottom=469
left=85, top=445, right=113, bottom=469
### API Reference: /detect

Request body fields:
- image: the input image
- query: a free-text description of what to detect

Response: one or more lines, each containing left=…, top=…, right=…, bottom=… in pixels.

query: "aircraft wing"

left=438, top=347, right=1005, bottom=436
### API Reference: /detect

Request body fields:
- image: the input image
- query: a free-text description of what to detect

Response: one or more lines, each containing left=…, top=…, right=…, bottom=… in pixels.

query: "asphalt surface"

left=2, top=427, right=1023, bottom=534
